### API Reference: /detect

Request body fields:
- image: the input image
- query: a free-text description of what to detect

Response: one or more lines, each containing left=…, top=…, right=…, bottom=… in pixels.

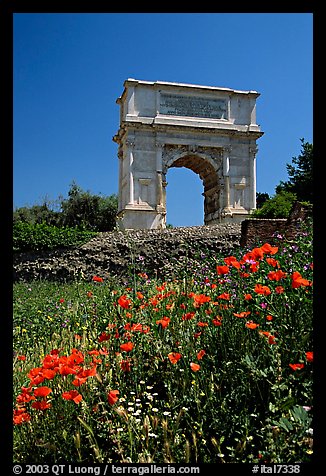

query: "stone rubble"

left=13, top=223, right=242, bottom=283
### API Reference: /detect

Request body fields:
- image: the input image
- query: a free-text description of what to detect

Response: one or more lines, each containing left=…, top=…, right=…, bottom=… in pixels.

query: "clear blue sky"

left=13, top=13, right=313, bottom=227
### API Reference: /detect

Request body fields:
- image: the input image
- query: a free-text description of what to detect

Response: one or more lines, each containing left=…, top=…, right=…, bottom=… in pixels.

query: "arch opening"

left=165, top=153, right=222, bottom=226
left=166, top=166, right=204, bottom=227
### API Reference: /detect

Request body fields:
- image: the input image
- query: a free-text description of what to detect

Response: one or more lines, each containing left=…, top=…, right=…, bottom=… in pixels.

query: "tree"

left=256, top=192, right=270, bottom=209
left=59, top=182, right=118, bottom=231
left=13, top=182, right=119, bottom=232
left=13, top=201, right=60, bottom=226
left=275, top=138, right=313, bottom=203
left=252, top=191, right=297, bottom=219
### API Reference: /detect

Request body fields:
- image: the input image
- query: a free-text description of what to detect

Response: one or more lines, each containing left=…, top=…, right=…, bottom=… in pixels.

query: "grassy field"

left=13, top=224, right=313, bottom=464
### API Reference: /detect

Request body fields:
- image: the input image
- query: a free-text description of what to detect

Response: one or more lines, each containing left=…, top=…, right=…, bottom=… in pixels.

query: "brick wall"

left=240, top=202, right=312, bottom=248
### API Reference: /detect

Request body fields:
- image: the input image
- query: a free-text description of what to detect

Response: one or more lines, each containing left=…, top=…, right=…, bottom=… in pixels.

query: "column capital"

left=223, top=146, right=232, bottom=156
left=125, top=139, right=135, bottom=148
left=249, top=145, right=258, bottom=157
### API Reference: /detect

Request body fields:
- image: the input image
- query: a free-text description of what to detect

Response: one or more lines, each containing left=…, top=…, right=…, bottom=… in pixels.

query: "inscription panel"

left=160, top=93, right=227, bottom=119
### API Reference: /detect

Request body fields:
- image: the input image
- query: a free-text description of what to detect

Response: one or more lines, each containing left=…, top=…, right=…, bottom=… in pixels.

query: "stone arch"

left=162, top=145, right=223, bottom=225
left=113, top=79, right=264, bottom=229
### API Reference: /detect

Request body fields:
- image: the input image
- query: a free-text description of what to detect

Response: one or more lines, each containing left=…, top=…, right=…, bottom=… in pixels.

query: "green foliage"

left=13, top=182, right=118, bottom=234
left=254, top=138, right=313, bottom=219
left=13, top=222, right=97, bottom=253
left=251, top=191, right=297, bottom=218
left=59, top=182, right=118, bottom=231
left=276, top=139, right=313, bottom=203
left=13, top=202, right=61, bottom=226
left=256, top=192, right=270, bottom=209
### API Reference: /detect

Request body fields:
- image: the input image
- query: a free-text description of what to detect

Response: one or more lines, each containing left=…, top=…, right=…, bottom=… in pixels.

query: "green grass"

left=13, top=223, right=313, bottom=463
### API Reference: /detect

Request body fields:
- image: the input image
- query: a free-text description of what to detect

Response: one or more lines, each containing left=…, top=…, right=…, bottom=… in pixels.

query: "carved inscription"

left=160, top=93, right=227, bottom=119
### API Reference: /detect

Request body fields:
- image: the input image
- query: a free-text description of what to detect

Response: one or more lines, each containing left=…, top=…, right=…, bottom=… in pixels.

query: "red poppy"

left=118, top=295, right=132, bottom=309
left=42, top=354, right=59, bottom=370
left=156, top=316, right=171, bottom=328
left=197, top=321, right=208, bottom=327
left=107, top=389, right=119, bottom=405
left=92, top=276, right=104, bottom=282
left=31, top=400, right=51, bottom=410
left=190, top=362, right=200, bottom=372
left=275, top=286, right=284, bottom=294
left=28, top=367, right=43, bottom=379
left=120, top=342, right=134, bottom=352
left=34, top=386, right=52, bottom=398
left=245, top=321, right=259, bottom=329
left=98, top=332, right=111, bottom=342
left=212, top=317, right=222, bottom=326
left=13, top=408, right=31, bottom=425
left=17, top=355, right=26, bottom=361
left=266, top=315, right=273, bottom=321
left=233, top=311, right=251, bottom=318
left=16, top=387, right=35, bottom=404
left=182, top=312, right=195, bottom=320
left=72, top=377, right=87, bottom=386
left=254, top=284, right=271, bottom=296
left=217, top=265, right=230, bottom=275
left=217, top=293, right=230, bottom=300
left=306, top=351, right=313, bottom=362
left=59, top=364, right=77, bottom=376
left=268, top=335, right=277, bottom=345
left=81, top=365, right=97, bottom=379
left=266, top=257, right=280, bottom=268
left=251, top=247, right=265, bottom=261
left=67, top=349, right=84, bottom=365
left=291, top=272, right=311, bottom=288
left=120, top=360, right=131, bottom=372
left=289, top=363, right=305, bottom=371
left=59, top=298, right=65, bottom=303
left=62, top=390, right=82, bottom=404
left=267, top=270, right=287, bottom=281
left=168, top=352, right=182, bottom=364
left=224, top=256, right=241, bottom=269
left=244, top=294, right=253, bottom=301
left=192, top=294, right=211, bottom=307
left=197, top=349, right=206, bottom=360
left=260, top=243, right=278, bottom=255
left=259, top=330, right=276, bottom=345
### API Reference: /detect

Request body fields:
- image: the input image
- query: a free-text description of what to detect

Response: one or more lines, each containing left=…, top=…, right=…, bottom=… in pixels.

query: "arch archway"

left=165, top=166, right=204, bottom=226
left=162, top=146, right=223, bottom=226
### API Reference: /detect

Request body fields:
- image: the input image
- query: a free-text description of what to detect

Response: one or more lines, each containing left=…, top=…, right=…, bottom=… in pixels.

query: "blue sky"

left=13, top=13, right=313, bottom=227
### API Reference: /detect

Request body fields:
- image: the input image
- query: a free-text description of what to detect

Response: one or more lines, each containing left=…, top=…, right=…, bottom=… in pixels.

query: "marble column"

left=249, top=145, right=258, bottom=210
left=155, top=142, right=164, bottom=209
left=125, top=139, right=135, bottom=205
left=223, top=146, right=232, bottom=211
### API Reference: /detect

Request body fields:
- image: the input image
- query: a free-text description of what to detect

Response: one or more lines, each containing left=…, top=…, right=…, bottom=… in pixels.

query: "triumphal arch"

left=113, top=79, right=263, bottom=229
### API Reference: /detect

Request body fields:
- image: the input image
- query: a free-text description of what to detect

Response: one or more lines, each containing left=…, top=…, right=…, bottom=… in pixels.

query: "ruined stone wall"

left=13, top=224, right=242, bottom=283
left=13, top=202, right=312, bottom=283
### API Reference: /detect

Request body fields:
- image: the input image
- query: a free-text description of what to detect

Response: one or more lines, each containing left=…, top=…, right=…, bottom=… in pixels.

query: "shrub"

left=251, top=191, right=297, bottom=219
left=13, top=222, right=97, bottom=253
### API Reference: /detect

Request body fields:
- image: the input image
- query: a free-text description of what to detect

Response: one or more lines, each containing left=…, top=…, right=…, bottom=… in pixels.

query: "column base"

left=117, top=208, right=166, bottom=230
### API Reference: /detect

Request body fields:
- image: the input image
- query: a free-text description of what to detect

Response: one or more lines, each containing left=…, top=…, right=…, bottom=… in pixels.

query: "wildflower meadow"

left=13, top=222, right=313, bottom=464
